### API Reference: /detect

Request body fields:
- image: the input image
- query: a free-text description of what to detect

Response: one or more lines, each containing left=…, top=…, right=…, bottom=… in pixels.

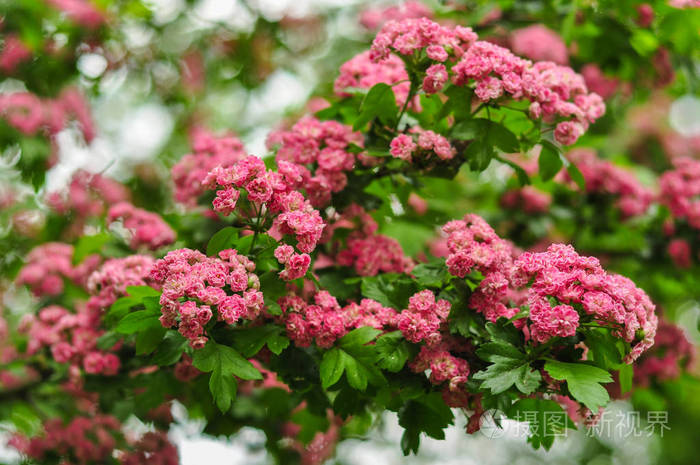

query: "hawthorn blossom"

left=107, top=202, right=176, bottom=250
left=151, top=248, right=263, bottom=347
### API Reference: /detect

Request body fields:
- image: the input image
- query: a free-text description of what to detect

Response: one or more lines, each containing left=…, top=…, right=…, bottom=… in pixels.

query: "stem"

left=500, top=105, right=529, bottom=114
left=250, top=203, right=262, bottom=252
left=394, top=83, right=417, bottom=132
left=471, top=102, right=487, bottom=116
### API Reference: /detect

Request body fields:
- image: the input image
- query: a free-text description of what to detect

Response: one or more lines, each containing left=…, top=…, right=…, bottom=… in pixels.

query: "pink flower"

left=475, top=76, right=504, bottom=101
left=423, top=64, right=448, bottom=94
left=529, top=301, right=580, bottom=342
left=390, top=134, right=417, bottom=161
left=554, top=121, right=585, bottom=145
left=107, top=202, right=175, bottom=250
left=0, top=35, right=32, bottom=73
left=510, top=24, right=568, bottom=64
left=426, top=45, right=448, bottom=62
left=274, top=245, right=295, bottom=264
left=668, top=238, right=692, bottom=268
left=212, top=187, right=240, bottom=215
left=279, top=253, right=311, bottom=281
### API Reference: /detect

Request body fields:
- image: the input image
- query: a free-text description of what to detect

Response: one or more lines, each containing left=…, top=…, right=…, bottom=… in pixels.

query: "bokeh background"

left=1, top=1, right=699, bottom=464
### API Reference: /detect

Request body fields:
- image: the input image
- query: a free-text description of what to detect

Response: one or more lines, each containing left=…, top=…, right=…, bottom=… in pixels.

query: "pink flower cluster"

left=9, top=415, right=122, bottom=464
left=46, top=0, right=106, bottom=28
left=369, top=18, right=478, bottom=63
left=0, top=88, right=95, bottom=141
left=334, top=51, right=414, bottom=108
left=390, top=128, right=456, bottom=162
left=337, top=234, right=413, bottom=277
left=46, top=170, right=130, bottom=237
left=443, top=213, right=515, bottom=279
left=359, top=1, right=432, bottom=30
left=151, top=248, right=264, bottom=348
left=660, top=157, right=700, bottom=230
left=16, top=243, right=100, bottom=296
left=370, top=18, right=604, bottom=146
left=512, top=244, right=658, bottom=361
left=441, top=214, right=658, bottom=361
left=268, top=117, right=367, bottom=207
left=121, top=431, right=179, bottom=465
left=397, top=290, right=451, bottom=345
left=171, top=128, right=248, bottom=207
left=0, top=34, right=32, bottom=73
left=509, top=24, right=568, bottom=65
left=667, top=238, right=692, bottom=268
left=9, top=415, right=178, bottom=465
left=669, top=0, right=700, bottom=8
left=332, top=205, right=413, bottom=276
left=562, top=148, right=654, bottom=218
left=500, top=185, right=552, bottom=214
left=274, top=245, right=311, bottom=281
left=107, top=202, right=176, bottom=250
left=453, top=41, right=604, bottom=145
left=205, top=155, right=325, bottom=254
left=86, top=255, right=157, bottom=311
left=581, top=64, right=620, bottom=99
left=23, top=304, right=120, bottom=375
left=409, top=343, right=469, bottom=390
left=634, top=320, right=695, bottom=387
left=279, top=291, right=396, bottom=348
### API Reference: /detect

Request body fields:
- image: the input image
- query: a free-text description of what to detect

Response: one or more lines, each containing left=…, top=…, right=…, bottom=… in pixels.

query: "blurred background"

left=1, top=0, right=699, bottom=464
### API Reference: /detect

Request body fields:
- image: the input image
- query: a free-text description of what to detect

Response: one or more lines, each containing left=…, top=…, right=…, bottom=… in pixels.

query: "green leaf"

left=399, top=393, right=454, bottom=455
left=508, top=398, right=575, bottom=450
left=452, top=119, right=519, bottom=153
left=485, top=321, right=522, bottom=346
left=489, top=122, right=520, bottom=153
left=194, top=342, right=261, bottom=411
left=320, top=330, right=386, bottom=391
left=375, top=331, right=412, bottom=372
left=192, top=341, right=262, bottom=380
left=96, top=331, right=122, bottom=351
left=291, top=408, right=331, bottom=444
left=438, top=85, right=472, bottom=120
left=565, top=161, right=586, bottom=190
left=338, top=327, right=382, bottom=349
left=630, top=29, right=659, bottom=56
left=353, top=83, right=399, bottom=130
left=544, top=360, right=612, bottom=411
left=343, top=356, right=369, bottom=390
left=135, top=326, right=167, bottom=355
left=151, top=332, right=189, bottom=366
left=206, top=227, right=239, bottom=256
left=108, top=296, right=141, bottom=320
left=232, top=325, right=289, bottom=358
left=259, top=270, right=288, bottom=309
left=476, top=341, right=525, bottom=361
left=320, top=348, right=346, bottom=389
left=116, top=310, right=161, bottom=334
left=125, top=286, right=160, bottom=298
left=361, top=274, right=416, bottom=309
left=411, top=261, right=448, bottom=287
left=496, top=156, right=530, bottom=186
left=464, top=139, right=494, bottom=171
left=473, top=355, right=541, bottom=395
left=585, top=329, right=623, bottom=370
left=474, top=334, right=538, bottom=394
left=10, top=403, right=41, bottom=436
left=538, top=140, right=563, bottom=181
left=72, top=233, right=111, bottom=264
left=209, top=368, right=238, bottom=412
left=619, top=364, right=633, bottom=395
